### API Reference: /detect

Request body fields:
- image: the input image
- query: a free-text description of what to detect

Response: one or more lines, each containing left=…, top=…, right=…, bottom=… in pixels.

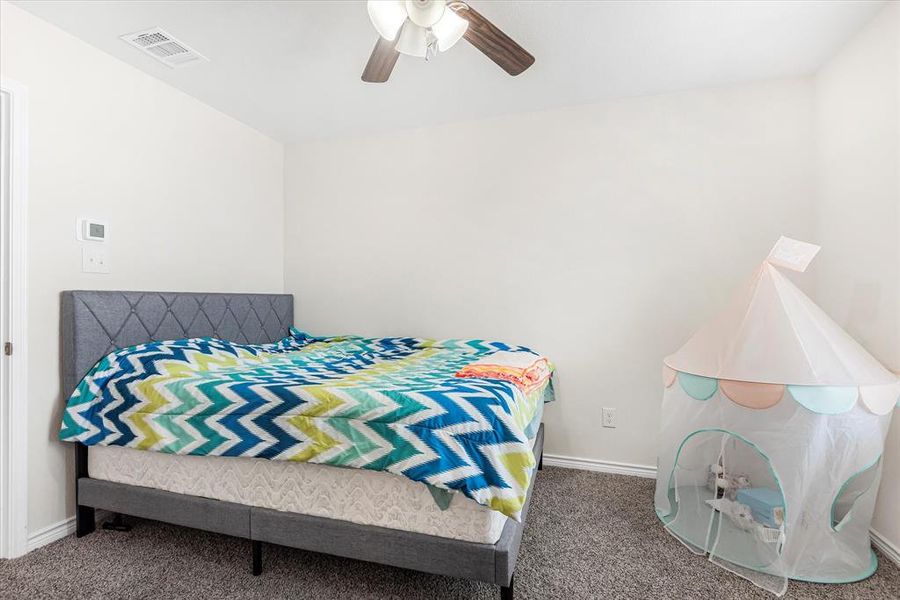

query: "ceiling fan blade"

left=362, top=36, right=400, bottom=83
left=453, top=4, right=534, bottom=76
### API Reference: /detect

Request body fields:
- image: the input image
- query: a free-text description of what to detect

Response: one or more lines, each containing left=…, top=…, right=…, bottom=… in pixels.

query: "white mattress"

left=88, top=436, right=536, bottom=544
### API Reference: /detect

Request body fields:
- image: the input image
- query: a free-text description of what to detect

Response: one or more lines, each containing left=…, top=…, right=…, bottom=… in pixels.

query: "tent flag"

left=765, top=236, right=820, bottom=272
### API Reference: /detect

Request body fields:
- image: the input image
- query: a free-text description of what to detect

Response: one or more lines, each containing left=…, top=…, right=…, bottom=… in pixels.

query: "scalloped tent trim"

left=665, top=367, right=899, bottom=416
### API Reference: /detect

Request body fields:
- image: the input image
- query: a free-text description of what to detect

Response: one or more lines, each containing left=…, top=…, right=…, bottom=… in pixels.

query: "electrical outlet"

left=82, top=246, right=110, bottom=274
left=602, top=407, right=617, bottom=428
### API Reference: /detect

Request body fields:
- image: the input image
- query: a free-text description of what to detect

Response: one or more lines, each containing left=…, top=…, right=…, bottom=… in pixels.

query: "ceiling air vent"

left=120, top=27, right=207, bottom=68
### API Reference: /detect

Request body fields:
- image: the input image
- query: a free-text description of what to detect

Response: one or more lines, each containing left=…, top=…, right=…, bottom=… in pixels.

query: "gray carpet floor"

left=1, top=467, right=898, bottom=599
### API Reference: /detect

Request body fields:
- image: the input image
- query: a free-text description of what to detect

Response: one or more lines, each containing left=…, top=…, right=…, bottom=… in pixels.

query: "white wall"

left=284, top=78, right=816, bottom=469
left=813, top=2, right=900, bottom=554
left=0, top=2, right=285, bottom=537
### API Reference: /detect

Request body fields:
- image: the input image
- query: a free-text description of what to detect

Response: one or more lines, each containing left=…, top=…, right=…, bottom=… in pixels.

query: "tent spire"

left=664, top=237, right=896, bottom=386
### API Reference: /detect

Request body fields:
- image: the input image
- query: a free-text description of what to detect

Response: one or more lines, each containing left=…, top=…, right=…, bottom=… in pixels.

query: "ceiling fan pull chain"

left=425, top=29, right=438, bottom=62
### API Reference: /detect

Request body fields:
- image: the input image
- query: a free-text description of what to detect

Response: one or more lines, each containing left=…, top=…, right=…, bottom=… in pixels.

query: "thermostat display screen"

left=79, top=219, right=108, bottom=241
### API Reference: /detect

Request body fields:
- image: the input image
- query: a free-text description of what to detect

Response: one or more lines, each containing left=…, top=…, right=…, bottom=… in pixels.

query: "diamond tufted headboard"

left=61, top=291, right=293, bottom=395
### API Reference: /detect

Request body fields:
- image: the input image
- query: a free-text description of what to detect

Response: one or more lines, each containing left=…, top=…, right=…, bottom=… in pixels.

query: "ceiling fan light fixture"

left=405, top=0, right=447, bottom=27
left=395, top=19, right=428, bottom=58
left=431, top=7, right=468, bottom=52
left=361, top=0, right=535, bottom=82
left=367, top=0, right=407, bottom=41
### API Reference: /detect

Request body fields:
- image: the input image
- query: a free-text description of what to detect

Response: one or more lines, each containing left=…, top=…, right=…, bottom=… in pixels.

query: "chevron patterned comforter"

left=60, top=329, right=553, bottom=519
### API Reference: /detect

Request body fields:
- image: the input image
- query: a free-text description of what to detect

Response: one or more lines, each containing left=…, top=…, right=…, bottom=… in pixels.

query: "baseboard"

left=542, top=453, right=657, bottom=478
left=871, top=528, right=900, bottom=567
left=26, top=510, right=110, bottom=553
left=26, top=517, right=75, bottom=552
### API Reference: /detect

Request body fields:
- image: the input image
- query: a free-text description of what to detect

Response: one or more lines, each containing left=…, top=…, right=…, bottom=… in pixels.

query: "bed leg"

left=75, top=505, right=95, bottom=538
left=500, top=575, right=514, bottom=600
left=75, top=443, right=95, bottom=537
left=102, top=513, right=132, bottom=532
left=252, top=540, right=262, bottom=576
left=538, top=454, right=543, bottom=471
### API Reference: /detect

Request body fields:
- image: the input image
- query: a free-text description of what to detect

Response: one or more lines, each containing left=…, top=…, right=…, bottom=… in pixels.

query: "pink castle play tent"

left=654, top=237, right=899, bottom=596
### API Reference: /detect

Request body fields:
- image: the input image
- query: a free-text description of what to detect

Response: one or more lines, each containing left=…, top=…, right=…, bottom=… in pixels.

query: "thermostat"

left=77, top=219, right=108, bottom=242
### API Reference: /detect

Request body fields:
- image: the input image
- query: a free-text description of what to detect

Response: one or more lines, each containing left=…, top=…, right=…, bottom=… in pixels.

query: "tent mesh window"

left=831, top=456, right=882, bottom=531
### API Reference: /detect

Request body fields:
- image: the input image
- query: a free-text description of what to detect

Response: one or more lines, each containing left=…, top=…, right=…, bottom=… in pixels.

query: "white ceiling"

left=12, top=0, right=886, bottom=143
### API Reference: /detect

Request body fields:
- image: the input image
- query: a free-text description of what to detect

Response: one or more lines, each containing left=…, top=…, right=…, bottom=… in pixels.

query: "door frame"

left=0, top=77, right=29, bottom=559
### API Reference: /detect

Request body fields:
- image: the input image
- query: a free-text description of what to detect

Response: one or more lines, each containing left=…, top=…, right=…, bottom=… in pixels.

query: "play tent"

left=654, top=237, right=899, bottom=596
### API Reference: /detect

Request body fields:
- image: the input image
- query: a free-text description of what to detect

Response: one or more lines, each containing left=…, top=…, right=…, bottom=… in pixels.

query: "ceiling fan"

left=362, top=0, right=534, bottom=83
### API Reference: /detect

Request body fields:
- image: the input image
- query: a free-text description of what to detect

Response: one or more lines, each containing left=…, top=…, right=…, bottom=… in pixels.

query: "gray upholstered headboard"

left=61, top=291, right=293, bottom=395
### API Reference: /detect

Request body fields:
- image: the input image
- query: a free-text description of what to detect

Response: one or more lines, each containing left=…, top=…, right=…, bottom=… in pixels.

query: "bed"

left=61, top=290, right=545, bottom=600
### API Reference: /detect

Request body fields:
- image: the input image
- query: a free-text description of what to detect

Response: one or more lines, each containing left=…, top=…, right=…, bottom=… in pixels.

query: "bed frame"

left=61, top=290, right=543, bottom=600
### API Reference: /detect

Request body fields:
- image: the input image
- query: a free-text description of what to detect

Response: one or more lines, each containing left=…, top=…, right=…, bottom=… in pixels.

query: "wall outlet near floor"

left=602, top=407, right=617, bottom=428
left=82, top=246, right=110, bottom=273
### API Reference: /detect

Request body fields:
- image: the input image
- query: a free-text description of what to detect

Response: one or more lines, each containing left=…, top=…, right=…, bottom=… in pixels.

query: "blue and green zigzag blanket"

left=60, top=328, right=552, bottom=519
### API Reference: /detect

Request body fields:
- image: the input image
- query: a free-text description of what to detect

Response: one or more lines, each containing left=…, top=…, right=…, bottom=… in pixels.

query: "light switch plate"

left=82, top=246, right=110, bottom=273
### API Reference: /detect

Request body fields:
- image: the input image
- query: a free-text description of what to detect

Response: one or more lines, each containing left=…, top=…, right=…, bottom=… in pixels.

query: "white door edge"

left=0, top=77, right=29, bottom=559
